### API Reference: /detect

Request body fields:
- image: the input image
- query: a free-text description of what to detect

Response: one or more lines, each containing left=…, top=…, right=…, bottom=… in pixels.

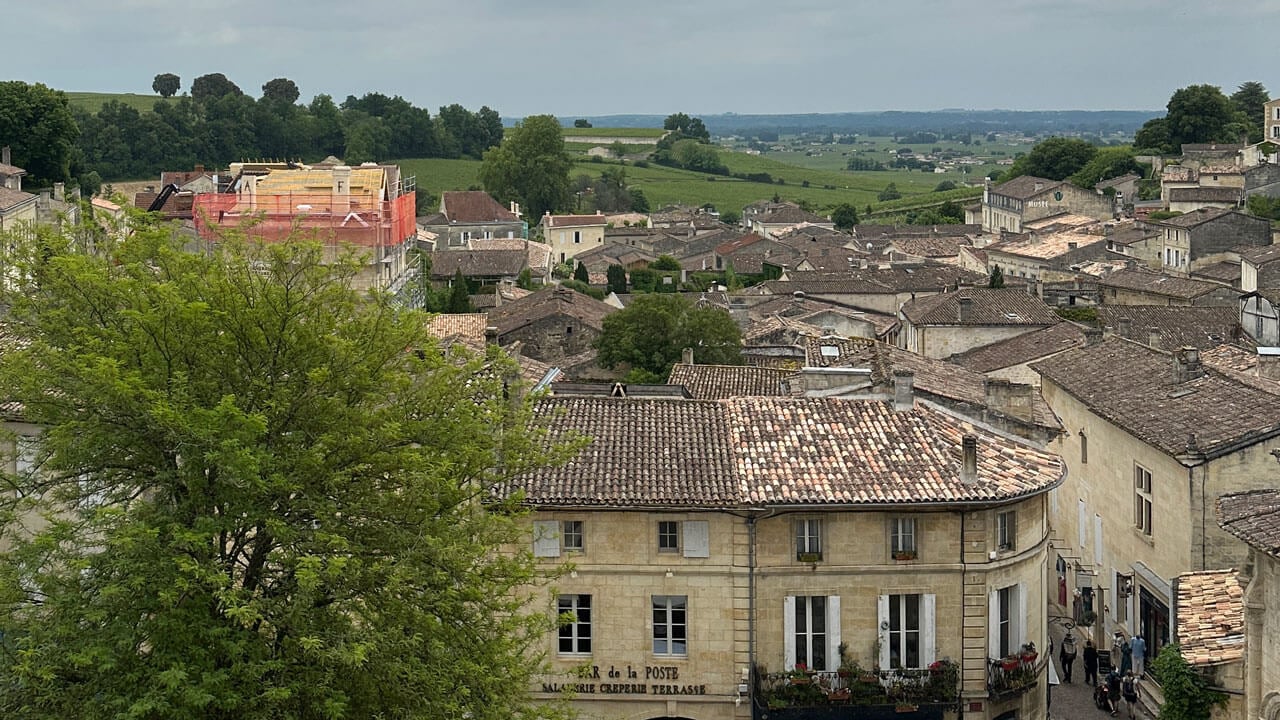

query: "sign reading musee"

left=541, top=664, right=708, bottom=696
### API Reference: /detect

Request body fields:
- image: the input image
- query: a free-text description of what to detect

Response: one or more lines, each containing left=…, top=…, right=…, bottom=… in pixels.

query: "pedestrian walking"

left=1083, top=639, right=1099, bottom=686
left=1105, top=669, right=1122, bottom=716
left=1119, top=636, right=1133, bottom=675
left=1121, top=671, right=1140, bottom=718
left=1130, top=634, right=1146, bottom=677
left=1058, top=633, right=1077, bottom=683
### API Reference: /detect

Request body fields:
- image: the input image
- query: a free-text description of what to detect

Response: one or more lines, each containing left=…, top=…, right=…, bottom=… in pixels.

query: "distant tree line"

left=57, top=73, right=504, bottom=188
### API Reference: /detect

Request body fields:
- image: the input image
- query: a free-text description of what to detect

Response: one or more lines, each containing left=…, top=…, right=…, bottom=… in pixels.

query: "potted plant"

left=1080, top=609, right=1097, bottom=627
left=1019, top=641, right=1038, bottom=664
left=895, top=702, right=919, bottom=713
left=828, top=687, right=851, bottom=701
left=788, top=664, right=812, bottom=685
left=892, top=550, right=917, bottom=561
left=1000, top=655, right=1020, bottom=672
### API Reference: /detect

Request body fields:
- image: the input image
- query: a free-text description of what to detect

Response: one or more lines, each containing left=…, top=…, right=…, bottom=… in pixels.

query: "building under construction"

left=192, top=161, right=418, bottom=294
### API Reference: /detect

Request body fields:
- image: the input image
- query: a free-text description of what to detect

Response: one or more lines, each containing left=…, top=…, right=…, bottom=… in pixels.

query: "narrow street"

left=1046, top=616, right=1151, bottom=720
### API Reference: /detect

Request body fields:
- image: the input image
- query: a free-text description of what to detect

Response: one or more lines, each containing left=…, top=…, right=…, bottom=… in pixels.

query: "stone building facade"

left=979, top=176, right=1115, bottom=234
left=507, top=391, right=1065, bottom=720
left=1218, top=490, right=1280, bottom=720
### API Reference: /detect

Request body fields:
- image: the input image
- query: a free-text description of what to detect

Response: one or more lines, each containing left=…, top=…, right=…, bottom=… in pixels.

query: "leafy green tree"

left=988, top=265, right=1005, bottom=288
left=573, top=118, right=592, bottom=128
left=151, top=72, right=180, bottom=98
left=559, top=278, right=604, bottom=300
left=446, top=268, right=474, bottom=313
left=261, top=77, right=301, bottom=105
left=1068, top=146, right=1142, bottom=189
left=573, top=261, right=590, bottom=283
left=1166, top=84, right=1244, bottom=148
left=596, top=293, right=741, bottom=380
left=628, top=187, right=650, bottom=213
left=480, top=115, right=572, bottom=220
left=606, top=264, right=627, bottom=294
left=1150, top=644, right=1227, bottom=720
left=190, top=72, right=244, bottom=102
left=830, top=202, right=859, bottom=229
left=0, top=229, right=569, bottom=720
left=1134, top=117, right=1173, bottom=153
left=1231, top=81, right=1270, bottom=142
left=877, top=183, right=902, bottom=201
left=650, top=255, right=680, bottom=271
left=0, top=81, right=79, bottom=186
left=517, top=267, right=534, bottom=290
left=610, top=140, right=627, bottom=159
left=663, top=112, right=710, bottom=142
left=933, top=180, right=957, bottom=192
left=1003, top=137, right=1098, bottom=181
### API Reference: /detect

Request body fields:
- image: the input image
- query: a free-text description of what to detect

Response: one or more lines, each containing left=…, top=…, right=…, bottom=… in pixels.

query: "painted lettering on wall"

left=540, top=664, right=709, bottom=696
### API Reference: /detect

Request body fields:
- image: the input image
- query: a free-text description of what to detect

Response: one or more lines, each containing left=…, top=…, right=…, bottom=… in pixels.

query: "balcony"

left=986, top=648, right=1043, bottom=700
left=753, top=661, right=959, bottom=720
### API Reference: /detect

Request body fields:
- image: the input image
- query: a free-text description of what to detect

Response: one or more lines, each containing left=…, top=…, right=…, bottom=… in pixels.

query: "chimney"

left=1174, top=346, right=1204, bottom=383
left=53, top=182, right=65, bottom=202
left=958, top=296, right=973, bottom=322
left=961, top=434, right=979, bottom=484
left=1257, top=347, right=1280, bottom=380
left=1033, top=181, right=1044, bottom=192
left=1117, top=316, right=1132, bottom=338
left=682, top=347, right=694, bottom=365
left=984, top=378, right=1035, bottom=422
left=1, top=146, right=8, bottom=165
left=892, top=370, right=914, bottom=412
left=1084, top=327, right=1104, bottom=345
left=484, top=326, right=499, bottom=345
left=194, top=164, right=204, bottom=173
left=1067, top=241, right=1078, bottom=250
left=1147, top=327, right=1161, bottom=350
left=510, top=201, right=521, bottom=218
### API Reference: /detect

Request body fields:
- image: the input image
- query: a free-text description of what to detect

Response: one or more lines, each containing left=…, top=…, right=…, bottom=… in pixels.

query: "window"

left=888, top=594, right=921, bottom=668
left=996, top=511, right=1017, bottom=552
left=1080, top=430, right=1087, bottom=464
left=658, top=521, right=679, bottom=552
left=573, top=231, right=581, bottom=244
left=652, top=595, right=687, bottom=656
left=793, top=596, right=827, bottom=669
left=1134, top=464, right=1153, bottom=536
left=1272, top=125, right=1279, bottom=139
left=15, top=435, right=37, bottom=476
left=557, top=594, right=592, bottom=654
left=890, top=517, right=916, bottom=558
left=562, top=520, right=584, bottom=551
left=795, top=518, right=822, bottom=561
left=1115, top=572, right=1131, bottom=624
left=990, top=584, right=1023, bottom=658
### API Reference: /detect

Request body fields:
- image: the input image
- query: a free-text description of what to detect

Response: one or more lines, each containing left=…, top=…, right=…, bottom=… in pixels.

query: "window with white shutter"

left=533, top=520, right=561, bottom=558
left=682, top=520, right=709, bottom=558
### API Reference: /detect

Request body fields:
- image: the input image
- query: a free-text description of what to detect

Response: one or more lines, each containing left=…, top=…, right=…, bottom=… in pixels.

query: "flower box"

left=1000, top=657, right=1020, bottom=672
left=797, top=552, right=822, bottom=563
left=892, top=551, right=917, bottom=561
left=828, top=688, right=851, bottom=701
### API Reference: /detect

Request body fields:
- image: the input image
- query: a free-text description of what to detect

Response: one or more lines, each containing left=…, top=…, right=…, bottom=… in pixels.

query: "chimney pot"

left=1084, top=327, right=1104, bottom=345
left=1, top=146, right=9, bottom=165
left=892, top=369, right=914, bottom=412
left=1117, top=317, right=1132, bottom=338
left=1257, top=347, right=1280, bottom=380
left=961, top=434, right=979, bottom=484
left=958, top=296, right=973, bottom=322
left=1174, top=346, right=1204, bottom=382
left=682, top=347, right=694, bottom=365
left=1147, top=327, right=1161, bottom=350
left=484, top=326, right=499, bottom=345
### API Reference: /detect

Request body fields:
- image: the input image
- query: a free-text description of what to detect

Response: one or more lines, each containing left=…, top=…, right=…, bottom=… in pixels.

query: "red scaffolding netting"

left=192, top=191, right=417, bottom=248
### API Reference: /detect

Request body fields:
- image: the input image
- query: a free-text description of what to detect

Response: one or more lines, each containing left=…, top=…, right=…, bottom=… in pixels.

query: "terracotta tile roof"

left=1096, top=173, right=1140, bottom=189
left=989, top=175, right=1063, bottom=200
left=952, top=322, right=1088, bottom=373
left=429, top=249, right=527, bottom=279
left=1237, top=244, right=1280, bottom=265
left=0, top=186, right=37, bottom=211
left=1174, top=570, right=1244, bottom=666
left=1095, top=268, right=1221, bottom=299
left=1104, top=223, right=1159, bottom=247
left=1218, top=489, right=1280, bottom=558
left=0, top=162, right=26, bottom=177
left=1167, top=187, right=1241, bottom=203
left=667, top=363, right=792, bottom=399
left=1190, top=261, right=1241, bottom=284
left=758, top=207, right=830, bottom=225
left=900, top=288, right=1062, bottom=326
left=440, top=191, right=517, bottom=222
left=426, top=313, right=489, bottom=344
left=890, top=235, right=971, bottom=258
left=470, top=284, right=533, bottom=310
left=805, top=338, right=1060, bottom=430
left=543, top=213, right=607, bottom=228
left=1200, top=343, right=1258, bottom=373
left=485, top=286, right=617, bottom=336
left=508, top=396, right=1062, bottom=507
left=766, top=266, right=986, bottom=296
left=743, top=314, right=825, bottom=344
left=1097, top=306, right=1243, bottom=350
left=160, top=169, right=215, bottom=188
left=1031, top=337, right=1280, bottom=459
left=1154, top=206, right=1236, bottom=228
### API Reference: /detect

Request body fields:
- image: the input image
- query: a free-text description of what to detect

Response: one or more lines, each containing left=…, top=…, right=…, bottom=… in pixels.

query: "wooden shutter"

left=683, top=520, right=709, bottom=558
left=877, top=594, right=890, bottom=670
left=825, top=595, right=841, bottom=672
left=988, top=589, right=1000, bottom=659
left=783, top=596, right=797, bottom=669
left=1016, top=582, right=1027, bottom=648
left=922, top=594, right=936, bottom=666
left=533, top=520, right=561, bottom=558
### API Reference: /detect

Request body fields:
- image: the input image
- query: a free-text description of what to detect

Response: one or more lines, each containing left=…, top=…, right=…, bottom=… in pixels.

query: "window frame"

left=997, top=585, right=1014, bottom=658
left=562, top=520, right=584, bottom=552
left=557, top=594, right=592, bottom=655
left=795, top=518, right=823, bottom=561
left=890, top=516, right=917, bottom=559
left=887, top=593, right=922, bottom=669
left=793, top=595, right=827, bottom=669
left=1134, top=464, right=1153, bottom=537
left=996, top=510, right=1017, bottom=552
left=658, top=520, right=680, bottom=553
left=652, top=595, right=688, bottom=657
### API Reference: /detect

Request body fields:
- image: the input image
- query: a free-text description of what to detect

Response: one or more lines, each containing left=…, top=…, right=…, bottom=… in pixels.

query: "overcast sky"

left=8, top=1, right=1277, bottom=118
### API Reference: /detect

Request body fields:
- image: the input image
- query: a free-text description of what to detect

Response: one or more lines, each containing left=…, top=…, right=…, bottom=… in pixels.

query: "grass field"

left=395, top=152, right=978, bottom=217
left=65, top=91, right=172, bottom=113
left=561, top=127, right=665, bottom=138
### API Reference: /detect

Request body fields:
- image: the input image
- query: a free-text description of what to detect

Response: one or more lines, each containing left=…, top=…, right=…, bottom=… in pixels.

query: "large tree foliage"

left=663, top=112, right=710, bottom=142
left=0, top=81, right=79, bottom=187
left=190, top=72, right=244, bottom=102
left=261, top=77, right=301, bottom=105
left=830, top=202, right=859, bottom=229
left=151, top=73, right=181, bottom=98
left=1067, top=146, right=1142, bottom=189
left=1136, top=84, right=1252, bottom=153
left=1003, top=137, right=1097, bottom=182
left=0, top=227, right=570, bottom=720
left=596, top=293, right=742, bottom=382
left=480, top=114, right=572, bottom=220
left=1231, top=81, right=1270, bottom=143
